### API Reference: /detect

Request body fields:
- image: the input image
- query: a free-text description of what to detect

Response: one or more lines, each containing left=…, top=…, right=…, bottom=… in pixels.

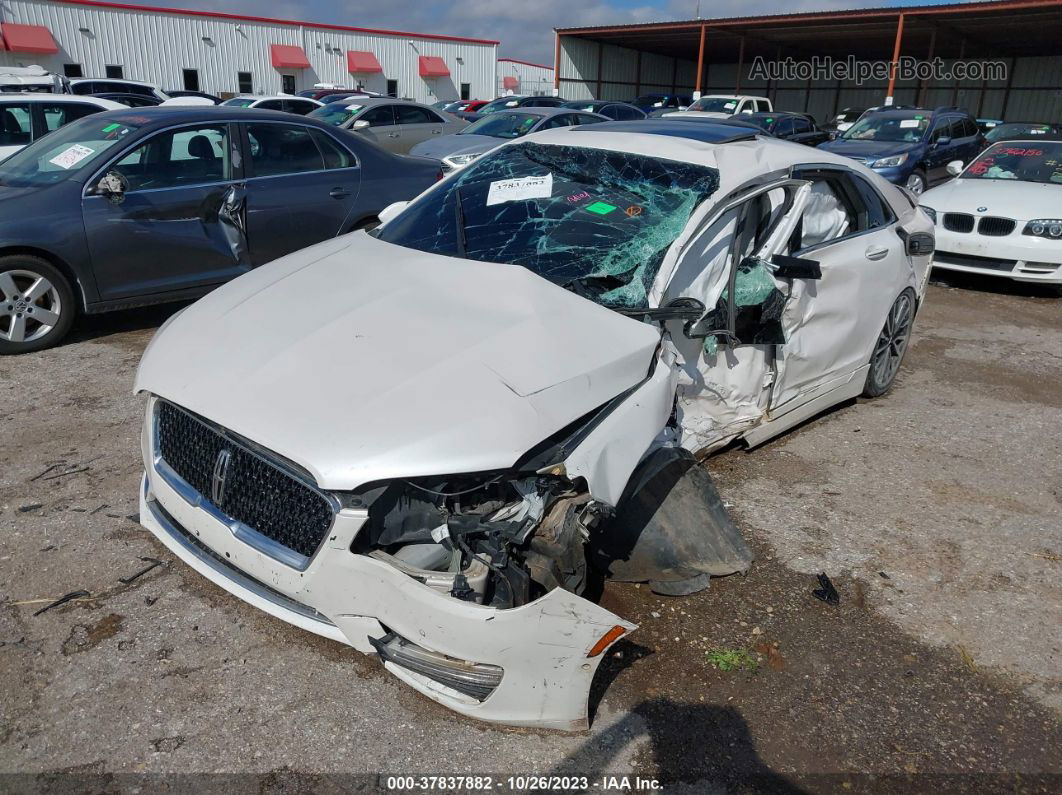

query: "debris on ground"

left=31, top=590, right=91, bottom=616
left=812, top=572, right=840, bottom=605
left=118, top=557, right=164, bottom=585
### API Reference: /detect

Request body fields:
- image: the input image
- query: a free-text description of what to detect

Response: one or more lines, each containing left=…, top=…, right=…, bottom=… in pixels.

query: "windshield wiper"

left=453, top=186, right=467, bottom=257
left=559, top=273, right=626, bottom=299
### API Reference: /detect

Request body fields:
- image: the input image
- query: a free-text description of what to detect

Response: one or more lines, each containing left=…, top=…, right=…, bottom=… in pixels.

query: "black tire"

left=905, top=169, right=928, bottom=195
left=863, top=288, right=916, bottom=398
left=0, top=255, right=77, bottom=355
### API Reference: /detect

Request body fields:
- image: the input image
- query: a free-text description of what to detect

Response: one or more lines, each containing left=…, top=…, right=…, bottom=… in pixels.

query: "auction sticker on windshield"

left=486, top=174, right=553, bottom=206
left=48, top=144, right=95, bottom=169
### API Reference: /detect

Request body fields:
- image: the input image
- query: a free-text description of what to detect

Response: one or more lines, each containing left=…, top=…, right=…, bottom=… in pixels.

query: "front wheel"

left=0, top=256, right=76, bottom=355
left=905, top=170, right=927, bottom=195
left=863, top=288, right=916, bottom=397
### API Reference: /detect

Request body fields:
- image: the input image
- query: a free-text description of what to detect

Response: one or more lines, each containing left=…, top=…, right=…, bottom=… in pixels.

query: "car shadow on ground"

left=553, top=698, right=805, bottom=792
left=65, top=301, right=191, bottom=346
left=929, top=269, right=1060, bottom=298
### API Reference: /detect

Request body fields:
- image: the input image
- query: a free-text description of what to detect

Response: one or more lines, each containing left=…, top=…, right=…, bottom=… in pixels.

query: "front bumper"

left=930, top=227, right=1062, bottom=284
left=138, top=399, right=633, bottom=730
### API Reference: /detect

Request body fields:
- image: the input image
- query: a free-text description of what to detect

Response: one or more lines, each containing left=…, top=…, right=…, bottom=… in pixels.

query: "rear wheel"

left=0, top=256, right=76, bottom=355
left=863, top=288, right=916, bottom=397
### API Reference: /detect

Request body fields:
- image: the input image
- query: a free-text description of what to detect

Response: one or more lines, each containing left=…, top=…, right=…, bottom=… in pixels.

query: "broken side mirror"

left=768, top=253, right=821, bottom=280
left=95, top=170, right=127, bottom=205
left=946, top=160, right=964, bottom=176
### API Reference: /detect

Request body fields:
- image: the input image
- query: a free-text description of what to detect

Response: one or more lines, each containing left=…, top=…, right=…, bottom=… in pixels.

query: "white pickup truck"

left=666, top=94, right=772, bottom=118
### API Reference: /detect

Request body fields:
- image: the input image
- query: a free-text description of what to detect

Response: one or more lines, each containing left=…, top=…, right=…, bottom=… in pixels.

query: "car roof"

left=231, top=94, right=319, bottom=102
left=332, top=96, right=431, bottom=108
left=70, top=77, right=157, bottom=88
left=82, top=106, right=343, bottom=129
left=743, top=111, right=808, bottom=121
left=0, top=93, right=124, bottom=108
left=572, top=119, right=760, bottom=144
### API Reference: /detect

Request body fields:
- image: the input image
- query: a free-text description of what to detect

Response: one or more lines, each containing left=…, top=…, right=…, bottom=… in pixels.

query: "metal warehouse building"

left=0, top=0, right=498, bottom=102
left=496, top=57, right=554, bottom=97
left=554, top=0, right=1062, bottom=122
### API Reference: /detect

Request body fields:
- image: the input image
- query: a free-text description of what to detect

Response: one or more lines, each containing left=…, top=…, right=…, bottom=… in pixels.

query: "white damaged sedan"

left=920, top=139, right=1062, bottom=288
left=135, top=120, right=934, bottom=730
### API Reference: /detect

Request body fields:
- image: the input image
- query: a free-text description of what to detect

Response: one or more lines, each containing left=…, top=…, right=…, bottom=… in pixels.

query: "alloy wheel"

left=870, top=292, right=913, bottom=388
left=0, top=270, right=63, bottom=344
left=905, top=173, right=925, bottom=194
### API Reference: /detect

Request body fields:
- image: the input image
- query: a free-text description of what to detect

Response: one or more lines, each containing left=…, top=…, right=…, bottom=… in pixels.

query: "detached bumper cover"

left=139, top=408, right=633, bottom=730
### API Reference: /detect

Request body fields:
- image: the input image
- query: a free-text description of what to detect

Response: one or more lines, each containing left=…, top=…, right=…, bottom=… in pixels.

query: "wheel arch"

left=0, top=246, right=88, bottom=311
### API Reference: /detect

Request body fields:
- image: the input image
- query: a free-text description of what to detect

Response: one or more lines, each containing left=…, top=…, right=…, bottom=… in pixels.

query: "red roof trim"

left=270, top=44, right=311, bottom=69
left=0, top=22, right=60, bottom=54
left=47, top=0, right=500, bottom=45
left=346, top=50, right=383, bottom=74
left=418, top=55, right=450, bottom=78
left=498, top=57, right=554, bottom=71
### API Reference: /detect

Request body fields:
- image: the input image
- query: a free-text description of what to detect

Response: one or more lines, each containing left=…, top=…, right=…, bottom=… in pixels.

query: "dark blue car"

left=817, top=107, right=985, bottom=195
left=0, top=106, right=441, bottom=354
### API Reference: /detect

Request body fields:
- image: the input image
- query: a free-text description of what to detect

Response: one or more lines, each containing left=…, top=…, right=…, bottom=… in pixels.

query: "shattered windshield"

left=842, top=115, right=929, bottom=142
left=376, top=142, right=720, bottom=309
left=460, top=112, right=539, bottom=139
left=963, top=143, right=1062, bottom=183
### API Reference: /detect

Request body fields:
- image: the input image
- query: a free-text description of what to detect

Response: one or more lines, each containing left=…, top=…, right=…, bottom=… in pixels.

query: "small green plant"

left=706, top=648, right=759, bottom=673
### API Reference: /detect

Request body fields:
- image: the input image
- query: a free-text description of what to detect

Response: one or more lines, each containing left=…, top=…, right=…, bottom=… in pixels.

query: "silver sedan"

left=308, top=97, right=467, bottom=154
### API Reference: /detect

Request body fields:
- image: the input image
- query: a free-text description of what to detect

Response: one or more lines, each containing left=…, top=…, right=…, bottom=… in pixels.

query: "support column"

left=553, top=32, right=560, bottom=94
left=918, top=26, right=937, bottom=107
left=595, top=41, right=604, bottom=99
left=694, top=24, right=706, bottom=99
left=950, top=38, right=966, bottom=106
left=734, top=35, right=745, bottom=93
left=886, top=13, right=906, bottom=105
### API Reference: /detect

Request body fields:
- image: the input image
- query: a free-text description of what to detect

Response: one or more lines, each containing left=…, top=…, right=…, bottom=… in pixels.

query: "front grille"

left=156, top=402, right=335, bottom=559
left=943, top=213, right=974, bottom=233
left=978, top=216, right=1016, bottom=236
left=934, top=251, right=1017, bottom=272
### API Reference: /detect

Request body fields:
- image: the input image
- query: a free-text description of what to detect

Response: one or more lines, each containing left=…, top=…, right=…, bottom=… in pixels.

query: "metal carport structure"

left=554, top=0, right=1062, bottom=122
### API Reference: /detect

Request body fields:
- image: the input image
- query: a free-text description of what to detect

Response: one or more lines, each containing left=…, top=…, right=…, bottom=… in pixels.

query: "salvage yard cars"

left=0, top=107, right=442, bottom=354
left=920, top=139, right=1062, bottom=288
left=135, top=119, right=934, bottom=730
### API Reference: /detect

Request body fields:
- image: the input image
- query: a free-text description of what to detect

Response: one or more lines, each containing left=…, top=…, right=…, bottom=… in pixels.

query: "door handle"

left=387, top=132, right=400, bottom=138
left=865, top=245, right=889, bottom=261
left=329, top=188, right=351, bottom=199
left=431, top=129, right=442, bottom=134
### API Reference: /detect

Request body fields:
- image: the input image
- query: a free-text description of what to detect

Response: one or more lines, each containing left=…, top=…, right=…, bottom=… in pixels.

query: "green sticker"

left=102, top=123, right=121, bottom=132
left=914, top=115, right=924, bottom=121
left=586, top=201, right=617, bottom=215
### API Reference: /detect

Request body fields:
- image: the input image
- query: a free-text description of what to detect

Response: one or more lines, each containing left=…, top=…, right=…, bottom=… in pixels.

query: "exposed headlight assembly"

left=442, top=152, right=481, bottom=169
left=870, top=153, right=909, bottom=168
left=1023, top=219, right=1062, bottom=238
left=921, top=205, right=937, bottom=223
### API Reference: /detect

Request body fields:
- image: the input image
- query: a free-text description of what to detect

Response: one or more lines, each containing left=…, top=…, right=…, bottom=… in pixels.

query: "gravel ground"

left=1, top=275, right=1060, bottom=791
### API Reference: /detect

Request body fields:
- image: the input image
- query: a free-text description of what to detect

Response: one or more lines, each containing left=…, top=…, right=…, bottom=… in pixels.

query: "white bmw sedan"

left=135, top=120, right=934, bottom=730
left=920, top=139, right=1062, bottom=289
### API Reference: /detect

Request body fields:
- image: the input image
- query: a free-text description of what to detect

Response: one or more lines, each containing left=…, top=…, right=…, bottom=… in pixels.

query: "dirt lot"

left=1, top=274, right=1060, bottom=791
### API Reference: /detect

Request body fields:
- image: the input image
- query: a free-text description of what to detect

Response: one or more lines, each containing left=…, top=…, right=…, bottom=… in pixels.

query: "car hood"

left=920, top=178, right=1061, bottom=220
left=135, top=233, right=660, bottom=491
left=409, top=134, right=502, bottom=160
left=818, top=139, right=918, bottom=159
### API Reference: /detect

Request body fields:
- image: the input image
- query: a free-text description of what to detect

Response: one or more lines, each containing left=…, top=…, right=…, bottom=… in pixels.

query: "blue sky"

left=141, top=0, right=974, bottom=64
